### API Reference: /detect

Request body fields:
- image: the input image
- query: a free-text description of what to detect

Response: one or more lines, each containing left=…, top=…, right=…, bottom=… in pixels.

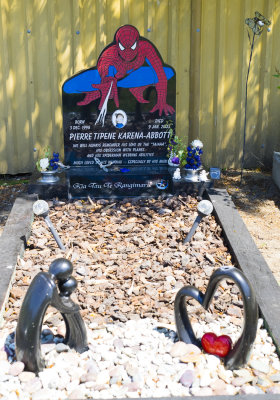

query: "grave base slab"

left=28, top=166, right=212, bottom=200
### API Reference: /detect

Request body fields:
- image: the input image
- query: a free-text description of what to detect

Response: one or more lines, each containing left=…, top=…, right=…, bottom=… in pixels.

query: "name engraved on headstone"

left=63, top=116, right=174, bottom=166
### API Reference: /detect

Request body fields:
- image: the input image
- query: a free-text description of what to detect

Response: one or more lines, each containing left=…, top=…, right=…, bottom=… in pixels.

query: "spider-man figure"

left=63, top=25, right=175, bottom=116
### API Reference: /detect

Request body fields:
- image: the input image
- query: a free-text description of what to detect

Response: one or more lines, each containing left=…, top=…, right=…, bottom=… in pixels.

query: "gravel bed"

left=1, top=194, right=280, bottom=398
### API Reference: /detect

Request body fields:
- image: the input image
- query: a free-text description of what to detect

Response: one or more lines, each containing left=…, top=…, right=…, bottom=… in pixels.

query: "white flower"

left=258, top=21, right=264, bottom=26
left=39, top=158, right=49, bottom=171
left=191, top=139, right=203, bottom=149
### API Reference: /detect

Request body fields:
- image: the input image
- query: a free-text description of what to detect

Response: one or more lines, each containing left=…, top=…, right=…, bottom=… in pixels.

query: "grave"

left=28, top=25, right=211, bottom=200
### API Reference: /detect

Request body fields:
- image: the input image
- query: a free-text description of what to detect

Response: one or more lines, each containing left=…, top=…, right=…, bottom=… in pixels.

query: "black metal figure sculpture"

left=174, top=266, right=258, bottom=370
left=15, top=258, right=88, bottom=373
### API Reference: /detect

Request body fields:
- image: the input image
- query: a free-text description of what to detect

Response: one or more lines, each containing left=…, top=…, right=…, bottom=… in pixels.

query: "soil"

left=216, top=170, right=280, bottom=284
left=0, top=169, right=279, bottom=284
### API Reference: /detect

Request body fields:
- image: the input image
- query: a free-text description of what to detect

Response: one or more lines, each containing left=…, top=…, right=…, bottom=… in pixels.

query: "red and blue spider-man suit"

left=63, top=25, right=175, bottom=116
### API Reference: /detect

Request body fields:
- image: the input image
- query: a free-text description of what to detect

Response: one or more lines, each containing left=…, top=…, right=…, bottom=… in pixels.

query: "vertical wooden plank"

left=257, top=0, right=274, bottom=166
left=72, top=0, right=83, bottom=73
left=46, top=0, right=62, bottom=154
left=55, top=0, right=74, bottom=85
left=106, top=0, right=121, bottom=41
left=0, top=0, right=15, bottom=173
left=167, top=0, right=178, bottom=70
left=189, top=0, right=202, bottom=147
left=127, top=0, right=145, bottom=35
left=145, top=0, right=156, bottom=43
left=176, top=0, right=191, bottom=144
left=24, top=0, right=36, bottom=168
left=80, top=0, right=97, bottom=67
left=120, top=0, right=130, bottom=26
left=199, top=0, right=216, bottom=167
left=245, top=0, right=262, bottom=168
left=31, top=0, right=53, bottom=156
left=153, top=0, right=168, bottom=60
left=6, top=0, right=33, bottom=172
left=265, top=0, right=280, bottom=164
left=212, top=0, right=225, bottom=166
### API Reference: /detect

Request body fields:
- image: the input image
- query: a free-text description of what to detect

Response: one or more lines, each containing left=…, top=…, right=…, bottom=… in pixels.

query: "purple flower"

left=171, top=156, right=180, bottom=164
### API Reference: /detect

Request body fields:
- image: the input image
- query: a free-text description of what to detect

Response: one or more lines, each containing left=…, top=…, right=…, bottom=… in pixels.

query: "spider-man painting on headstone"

left=63, top=25, right=176, bottom=167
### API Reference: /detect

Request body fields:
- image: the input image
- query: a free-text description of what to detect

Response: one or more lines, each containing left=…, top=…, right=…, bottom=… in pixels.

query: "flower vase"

left=168, top=152, right=180, bottom=167
left=184, top=168, right=201, bottom=182
left=39, top=170, right=59, bottom=184
left=168, top=158, right=180, bottom=167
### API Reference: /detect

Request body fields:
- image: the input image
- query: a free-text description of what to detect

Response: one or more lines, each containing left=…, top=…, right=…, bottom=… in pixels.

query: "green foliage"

left=167, top=133, right=187, bottom=166
left=0, top=179, right=29, bottom=187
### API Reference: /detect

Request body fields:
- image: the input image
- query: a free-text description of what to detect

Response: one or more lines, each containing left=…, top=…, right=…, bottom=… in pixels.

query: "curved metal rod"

left=16, top=259, right=88, bottom=373
left=15, top=272, right=56, bottom=372
left=174, top=285, right=203, bottom=347
left=174, top=266, right=258, bottom=370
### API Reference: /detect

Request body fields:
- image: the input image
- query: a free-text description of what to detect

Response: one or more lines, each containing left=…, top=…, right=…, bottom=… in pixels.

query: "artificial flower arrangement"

left=36, top=147, right=60, bottom=172
left=185, top=139, right=203, bottom=170
left=167, top=135, right=186, bottom=166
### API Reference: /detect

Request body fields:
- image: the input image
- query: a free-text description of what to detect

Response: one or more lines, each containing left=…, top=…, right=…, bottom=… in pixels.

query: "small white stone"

left=96, top=370, right=110, bottom=385
left=191, top=387, right=213, bottom=396
left=9, top=361, right=25, bottom=376
left=240, top=385, right=261, bottom=395
left=0, top=360, right=11, bottom=375
left=272, top=359, right=280, bottom=371
left=101, top=350, right=118, bottom=362
left=55, top=343, right=69, bottom=353
left=206, top=354, right=220, bottom=369
left=199, top=369, right=212, bottom=387
left=39, top=368, right=60, bottom=390
left=18, top=371, right=36, bottom=383
left=249, top=359, right=270, bottom=374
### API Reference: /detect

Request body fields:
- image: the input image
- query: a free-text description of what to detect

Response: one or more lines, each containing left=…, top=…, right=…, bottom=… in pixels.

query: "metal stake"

left=183, top=200, right=213, bottom=244
left=33, top=200, right=65, bottom=251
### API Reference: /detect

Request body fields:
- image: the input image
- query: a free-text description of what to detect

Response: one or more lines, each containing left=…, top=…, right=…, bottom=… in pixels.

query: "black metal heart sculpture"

left=174, top=266, right=258, bottom=370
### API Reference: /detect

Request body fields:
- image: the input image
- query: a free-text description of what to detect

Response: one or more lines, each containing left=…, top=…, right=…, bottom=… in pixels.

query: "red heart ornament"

left=201, top=332, right=232, bottom=357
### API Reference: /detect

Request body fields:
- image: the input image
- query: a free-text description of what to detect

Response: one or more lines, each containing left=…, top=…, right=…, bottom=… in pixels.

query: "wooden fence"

left=0, top=0, right=279, bottom=174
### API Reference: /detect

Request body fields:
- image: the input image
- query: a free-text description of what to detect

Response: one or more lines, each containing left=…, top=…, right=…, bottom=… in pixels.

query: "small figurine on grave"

left=173, top=168, right=181, bottom=180
left=199, top=169, right=209, bottom=182
left=63, top=25, right=175, bottom=117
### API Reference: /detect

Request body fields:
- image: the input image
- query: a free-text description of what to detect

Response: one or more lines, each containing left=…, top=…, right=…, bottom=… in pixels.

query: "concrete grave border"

left=0, top=194, right=36, bottom=325
left=0, top=190, right=279, bottom=399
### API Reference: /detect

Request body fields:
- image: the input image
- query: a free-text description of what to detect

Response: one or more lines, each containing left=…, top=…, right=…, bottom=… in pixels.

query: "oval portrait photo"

left=112, top=110, right=127, bottom=129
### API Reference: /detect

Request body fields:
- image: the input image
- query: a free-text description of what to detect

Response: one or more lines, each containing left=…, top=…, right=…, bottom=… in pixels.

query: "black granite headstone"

left=62, top=25, right=176, bottom=198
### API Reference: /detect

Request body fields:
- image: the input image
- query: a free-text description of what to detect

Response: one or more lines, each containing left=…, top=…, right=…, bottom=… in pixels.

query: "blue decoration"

left=63, top=66, right=174, bottom=93
left=185, top=147, right=203, bottom=170
left=120, top=168, right=130, bottom=173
